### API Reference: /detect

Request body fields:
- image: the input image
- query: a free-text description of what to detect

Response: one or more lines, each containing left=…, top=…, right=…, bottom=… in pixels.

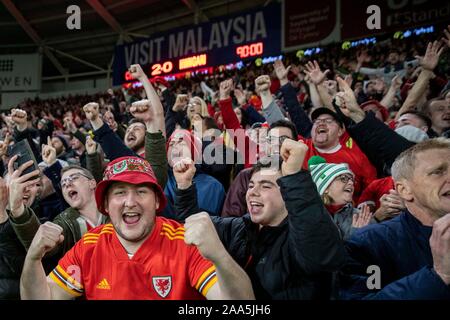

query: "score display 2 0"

left=123, top=41, right=264, bottom=80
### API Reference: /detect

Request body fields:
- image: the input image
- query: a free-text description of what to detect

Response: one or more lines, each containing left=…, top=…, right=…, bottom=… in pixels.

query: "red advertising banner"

left=341, top=0, right=450, bottom=40
left=283, top=0, right=336, bottom=48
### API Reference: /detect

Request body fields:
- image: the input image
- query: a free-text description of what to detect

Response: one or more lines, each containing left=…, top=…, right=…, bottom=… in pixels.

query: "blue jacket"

left=164, top=170, right=225, bottom=216
left=340, top=210, right=450, bottom=299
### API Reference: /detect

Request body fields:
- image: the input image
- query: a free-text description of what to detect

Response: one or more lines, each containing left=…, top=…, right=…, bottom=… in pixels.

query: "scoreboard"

left=122, top=41, right=266, bottom=81
left=113, top=4, right=281, bottom=85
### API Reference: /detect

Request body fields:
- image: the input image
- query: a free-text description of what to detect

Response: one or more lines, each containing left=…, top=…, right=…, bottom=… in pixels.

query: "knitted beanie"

left=308, top=156, right=353, bottom=196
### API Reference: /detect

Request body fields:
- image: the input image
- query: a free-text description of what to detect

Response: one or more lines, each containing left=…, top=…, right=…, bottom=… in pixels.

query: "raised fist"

left=219, top=79, right=233, bottom=100
left=83, top=102, right=100, bottom=122
left=27, top=222, right=64, bottom=261
left=11, top=108, right=28, bottom=129
left=173, top=158, right=196, bottom=190
left=280, top=139, right=308, bottom=176
left=184, top=212, right=226, bottom=262
left=130, top=100, right=153, bottom=124
left=128, top=64, right=146, bottom=80
left=255, top=75, right=271, bottom=95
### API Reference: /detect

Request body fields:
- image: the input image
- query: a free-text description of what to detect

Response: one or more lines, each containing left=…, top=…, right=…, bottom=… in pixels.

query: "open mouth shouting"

left=67, top=189, right=79, bottom=201
left=249, top=200, right=264, bottom=215
left=122, top=212, right=141, bottom=225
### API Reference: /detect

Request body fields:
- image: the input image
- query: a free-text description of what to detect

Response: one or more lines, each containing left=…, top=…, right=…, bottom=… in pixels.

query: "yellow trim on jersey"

left=200, top=275, right=217, bottom=297
left=161, top=225, right=184, bottom=236
left=83, top=235, right=100, bottom=240
left=160, top=232, right=185, bottom=241
left=49, top=272, right=82, bottom=297
left=55, top=265, right=83, bottom=289
left=161, top=223, right=184, bottom=233
left=195, top=265, right=215, bottom=290
left=83, top=232, right=100, bottom=237
left=83, top=241, right=99, bottom=244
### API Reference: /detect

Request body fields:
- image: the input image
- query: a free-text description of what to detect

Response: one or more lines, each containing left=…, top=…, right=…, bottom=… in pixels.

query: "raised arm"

left=256, top=74, right=285, bottom=124
left=279, top=139, right=346, bottom=273
left=274, top=59, right=313, bottom=137
left=83, top=102, right=135, bottom=160
left=334, top=77, right=414, bottom=169
left=395, top=40, right=444, bottom=120
left=304, top=61, right=334, bottom=110
left=128, top=64, right=166, bottom=137
left=380, top=75, right=402, bottom=109
left=21, top=222, right=73, bottom=300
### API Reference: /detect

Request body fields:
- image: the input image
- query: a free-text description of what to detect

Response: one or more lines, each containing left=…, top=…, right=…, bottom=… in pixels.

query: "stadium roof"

left=0, top=0, right=268, bottom=79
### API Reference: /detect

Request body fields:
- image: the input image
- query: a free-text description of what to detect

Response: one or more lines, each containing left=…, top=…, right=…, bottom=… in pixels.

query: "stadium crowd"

left=0, top=25, right=450, bottom=300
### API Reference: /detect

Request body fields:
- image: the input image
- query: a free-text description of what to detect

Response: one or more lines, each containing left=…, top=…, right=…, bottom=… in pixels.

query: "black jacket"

left=0, top=219, right=26, bottom=300
left=175, top=170, right=347, bottom=299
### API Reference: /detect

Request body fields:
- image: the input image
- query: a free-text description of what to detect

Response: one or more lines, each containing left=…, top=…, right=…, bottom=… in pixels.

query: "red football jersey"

left=49, top=217, right=217, bottom=300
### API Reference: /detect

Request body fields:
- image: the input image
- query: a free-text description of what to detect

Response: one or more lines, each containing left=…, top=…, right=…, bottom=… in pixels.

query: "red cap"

left=95, top=156, right=167, bottom=215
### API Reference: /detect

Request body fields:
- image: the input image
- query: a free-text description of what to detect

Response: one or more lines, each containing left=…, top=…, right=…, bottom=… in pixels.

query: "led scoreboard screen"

left=113, top=4, right=281, bottom=85
left=122, top=42, right=265, bottom=81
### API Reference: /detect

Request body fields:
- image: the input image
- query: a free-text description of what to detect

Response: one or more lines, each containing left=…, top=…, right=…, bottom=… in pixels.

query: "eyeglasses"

left=60, top=172, right=92, bottom=188
left=336, top=174, right=354, bottom=184
left=313, top=118, right=336, bottom=125
left=267, top=135, right=290, bottom=145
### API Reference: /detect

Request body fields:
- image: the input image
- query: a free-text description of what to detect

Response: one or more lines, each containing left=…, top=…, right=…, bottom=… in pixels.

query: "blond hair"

left=391, top=138, right=450, bottom=182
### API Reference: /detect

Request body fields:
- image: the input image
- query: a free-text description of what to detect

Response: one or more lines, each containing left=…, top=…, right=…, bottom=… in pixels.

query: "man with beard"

left=124, top=119, right=146, bottom=157
left=20, top=156, right=254, bottom=300
left=258, top=62, right=377, bottom=201
left=83, top=64, right=168, bottom=189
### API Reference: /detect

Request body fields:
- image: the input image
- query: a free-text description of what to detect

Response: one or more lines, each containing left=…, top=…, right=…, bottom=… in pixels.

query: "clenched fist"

left=11, top=108, right=28, bottom=130
left=27, top=222, right=64, bottom=261
left=129, top=64, right=146, bottom=80
left=280, top=139, right=308, bottom=176
left=219, top=79, right=233, bottom=100
left=130, top=99, right=153, bottom=124
left=184, top=212, right=226, bottom=263
left=83, top=102, right=100, bottom=122
left=173, top=158, right=196, bottom=190
left=255, top=75, right=271, bottom=95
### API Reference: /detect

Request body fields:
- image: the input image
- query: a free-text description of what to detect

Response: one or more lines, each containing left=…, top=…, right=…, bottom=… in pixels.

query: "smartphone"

left=8, top=139, right=39, bottom=177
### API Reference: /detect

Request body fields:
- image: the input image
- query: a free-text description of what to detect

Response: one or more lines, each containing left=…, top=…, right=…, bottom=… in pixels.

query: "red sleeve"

left=218, top=98, right=256, bottom=168
left=207, top=103, right=215, bottom=118
left=219, top=98, right=241, bottom=130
